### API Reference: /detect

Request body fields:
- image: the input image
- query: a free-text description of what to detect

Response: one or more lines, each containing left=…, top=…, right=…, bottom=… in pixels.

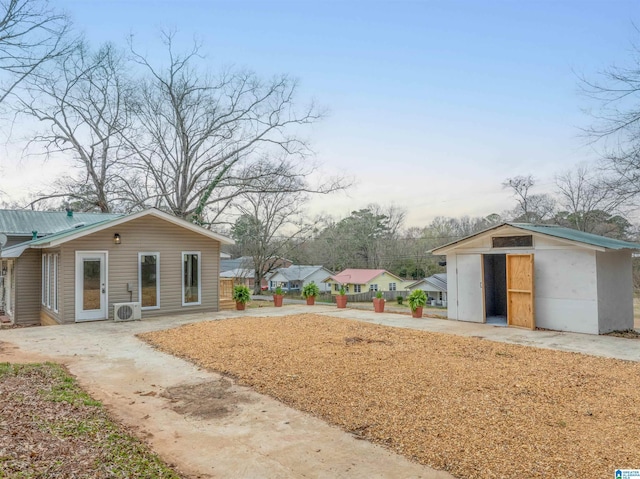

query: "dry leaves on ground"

left=0, top=362, right=180, bottom=478
left=140, top=314, right=640, bottom=479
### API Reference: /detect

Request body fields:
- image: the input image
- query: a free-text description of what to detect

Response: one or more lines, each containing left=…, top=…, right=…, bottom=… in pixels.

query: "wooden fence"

left=330, top=290, right=410, bottom=303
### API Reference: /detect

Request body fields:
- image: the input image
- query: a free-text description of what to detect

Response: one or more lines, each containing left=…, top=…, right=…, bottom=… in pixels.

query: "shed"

left=430, top=223, right=640, bottom=334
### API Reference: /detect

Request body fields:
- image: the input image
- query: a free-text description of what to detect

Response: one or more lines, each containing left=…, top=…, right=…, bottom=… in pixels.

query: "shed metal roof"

left=508, top=223, right=640, bottom=250
left=431, top=222, right=640, bottom=254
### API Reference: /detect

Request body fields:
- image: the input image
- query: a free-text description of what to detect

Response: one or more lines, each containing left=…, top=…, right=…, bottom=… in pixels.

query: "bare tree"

left=579, top=35, right=640, bottom=205
left=555, top=164, right=630, bottom=236
left=503, top=175, right=556, bottom=223
left=124, top=32, right=330, bottom=223
left=231, top=174, right=315, bottom=294
left=17, top=41, right=136, bottom=212
left=0, top=0, right=71, bottom=105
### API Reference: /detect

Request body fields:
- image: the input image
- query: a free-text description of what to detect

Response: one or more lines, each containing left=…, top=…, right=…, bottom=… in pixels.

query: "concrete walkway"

left=0, top=306, right=452, bottom=479
left=319, top=306, right=640, bottom=362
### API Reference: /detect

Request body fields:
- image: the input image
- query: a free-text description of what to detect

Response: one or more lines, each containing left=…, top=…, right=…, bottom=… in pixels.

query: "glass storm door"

left=75, top=252, right=107, bottom=321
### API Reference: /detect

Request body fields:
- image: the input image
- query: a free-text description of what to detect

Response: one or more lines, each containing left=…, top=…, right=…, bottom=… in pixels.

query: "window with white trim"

left=52, top=254, right=58, bottom=312
left=139, top=253, right=160, bottom=309
left=389, top=282, right=396, bottom=291
left=182, top=252, right=201, bottom=305
left=41, top=255, right=47, bottom=305
left=354, top=284, right=362, bottom=293
left=369, top=284, right=378, bottom=292
left=42, top=253, right=58, bottom=311
left=334, top=283, right=340, bottom=292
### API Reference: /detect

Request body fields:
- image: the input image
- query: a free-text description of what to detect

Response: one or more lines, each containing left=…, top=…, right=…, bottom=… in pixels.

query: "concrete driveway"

left=0, top=306, right=452, bottom=479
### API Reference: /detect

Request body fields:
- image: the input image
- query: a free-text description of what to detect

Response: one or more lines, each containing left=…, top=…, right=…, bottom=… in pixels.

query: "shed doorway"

left=483, top=254, right=507, bottom=326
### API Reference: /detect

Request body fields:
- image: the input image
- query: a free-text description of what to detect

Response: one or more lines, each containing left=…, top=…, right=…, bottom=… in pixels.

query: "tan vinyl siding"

left=14, top=249, right=41, bottom=325
left=60, top=215, right=220, bottom=323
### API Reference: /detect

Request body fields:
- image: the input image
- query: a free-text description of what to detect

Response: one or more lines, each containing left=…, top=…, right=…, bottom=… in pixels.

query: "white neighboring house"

left=267, top=265, right=333, bottom=292
left=406, top=274, right=447, bottom=306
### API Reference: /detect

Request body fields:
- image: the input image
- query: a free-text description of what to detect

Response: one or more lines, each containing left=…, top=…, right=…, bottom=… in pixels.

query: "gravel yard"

left=140, top=314, right=640, bottom=479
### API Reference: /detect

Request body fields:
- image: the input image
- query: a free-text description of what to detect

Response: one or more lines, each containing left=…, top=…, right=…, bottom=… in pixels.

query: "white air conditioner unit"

left=113, top=302, right=141, bottom=322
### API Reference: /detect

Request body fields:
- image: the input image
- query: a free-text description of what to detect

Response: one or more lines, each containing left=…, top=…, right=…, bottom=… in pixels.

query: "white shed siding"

left=455, top=254, right=483, bottom=322
left=533, top=249, right=598, bottom=334
left=596, top=250, right=634, bottom=333
left=446, top=254, right=458, bottom=320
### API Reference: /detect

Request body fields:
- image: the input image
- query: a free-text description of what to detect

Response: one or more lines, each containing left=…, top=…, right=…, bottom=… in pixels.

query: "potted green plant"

left=232, top=284, right=251, bottom=311
left=302, top=282, right=320, bottom=305
left=408, top=289, right=427, bottom=318
left=273, top=286, right=284, bottom=307
left=336, top=286, right=348, bottom=308
left=373, top=291, right=385, bottom=313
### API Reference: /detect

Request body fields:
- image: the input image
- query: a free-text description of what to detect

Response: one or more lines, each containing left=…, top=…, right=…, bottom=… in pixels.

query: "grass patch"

left=0, top=362, right=180, bottom=478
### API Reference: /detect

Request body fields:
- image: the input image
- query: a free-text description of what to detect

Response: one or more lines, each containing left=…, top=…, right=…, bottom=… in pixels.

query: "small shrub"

left=302, top=282, right=320, bottom=299
left=408, top=289, right=427, bottom=311
left=232, top=285, right=251, bottom=304
left=396, top=295, right=403, bottom=305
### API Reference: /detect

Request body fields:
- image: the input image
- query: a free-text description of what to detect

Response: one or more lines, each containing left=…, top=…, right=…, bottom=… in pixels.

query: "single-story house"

left=325, top=269, right=408, bottom=295
left=431, top=222, right=640, bottom=334
left=406, top=273, right=448, bottom=306
left=220, top=256, right=292, bottom=289
left=0, top=208, right=233, bottom=326
left=266, top=265, right=333, bottom=292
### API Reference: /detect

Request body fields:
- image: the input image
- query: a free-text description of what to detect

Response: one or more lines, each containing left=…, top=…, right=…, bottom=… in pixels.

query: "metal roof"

left=0, top=209, right=122, bottom=236
left=508, top=223, right=640, bottom=250
left=328, top=269, right=403, bottom=284
left=407, top=274, right=447, bottom=291
left=1, top=208, right=234, bottom=258
left=270, top=265, right=330, bottom=282
left=431, top=222, right=640, bottom=254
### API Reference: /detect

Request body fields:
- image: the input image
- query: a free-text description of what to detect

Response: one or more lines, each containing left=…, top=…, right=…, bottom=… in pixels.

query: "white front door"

left=75, top=252, right=108, bottom=322
left=456, top=254, right=484, bottom=323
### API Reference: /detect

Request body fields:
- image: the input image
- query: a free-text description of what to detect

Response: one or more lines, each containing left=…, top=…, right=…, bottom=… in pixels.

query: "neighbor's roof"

left=407, top=273, right=447, bottom=291
left=327, top=268, right=402, bottom=284
left=431, top=222, right=640, bottom=254
left=220, top=256, right=255, bottom=272
left=269, top=265, right=331, bottom=282
left=220, top=267, right=255, bottom=278
left=0, top=209, right=122, bottom=236
left=1, top=208, right=233, bottom=258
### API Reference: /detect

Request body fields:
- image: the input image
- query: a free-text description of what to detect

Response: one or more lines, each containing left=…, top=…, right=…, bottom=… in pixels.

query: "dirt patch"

left=141, top=313, right=640, bottom=479
left=161, top=379, right=253, bottom=419
left=606, top=329, right=640, bottom=339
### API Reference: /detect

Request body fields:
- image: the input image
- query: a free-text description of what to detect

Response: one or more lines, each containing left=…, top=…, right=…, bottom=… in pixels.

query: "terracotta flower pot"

left=411, top=306, right=423, bottom=318
left=373, top=298, right=385, bottom=313
left=336, top=295, right=348, bottom=308
left=236, top=302, right=246, bottom=311
left=306, top=296, right=316, bottom=306
left=273, top=294, right=283, bottom=307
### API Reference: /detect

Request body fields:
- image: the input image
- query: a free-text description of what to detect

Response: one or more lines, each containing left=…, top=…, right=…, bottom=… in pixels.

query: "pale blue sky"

left=4, top=0, right=640, bottom=225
